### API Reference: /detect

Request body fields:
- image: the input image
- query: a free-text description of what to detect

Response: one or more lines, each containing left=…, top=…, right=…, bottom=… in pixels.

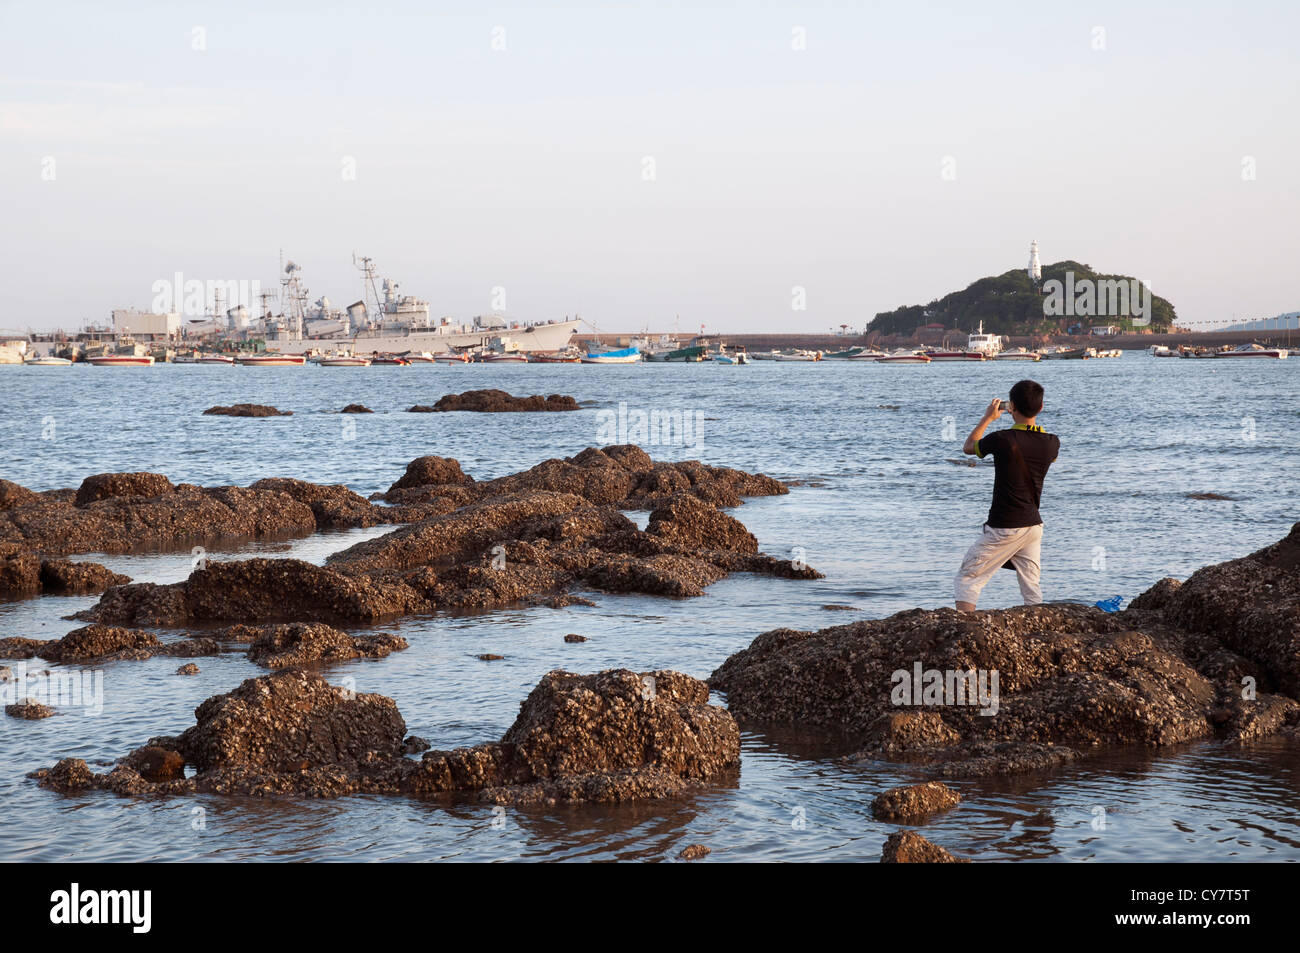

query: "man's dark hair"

left=1009, top=379, right=1044, bottom=417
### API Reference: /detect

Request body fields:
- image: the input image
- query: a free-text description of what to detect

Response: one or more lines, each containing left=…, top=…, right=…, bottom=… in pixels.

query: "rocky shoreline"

left=11, top=443, right=1300, bottom=861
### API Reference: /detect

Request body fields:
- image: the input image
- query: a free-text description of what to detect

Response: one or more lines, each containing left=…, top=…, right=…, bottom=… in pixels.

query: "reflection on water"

left=1, top=357, right=1298, bottom=860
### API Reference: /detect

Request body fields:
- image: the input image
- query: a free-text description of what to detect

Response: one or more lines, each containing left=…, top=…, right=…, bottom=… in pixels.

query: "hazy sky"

left=2, top=0, right=1297, bottom=333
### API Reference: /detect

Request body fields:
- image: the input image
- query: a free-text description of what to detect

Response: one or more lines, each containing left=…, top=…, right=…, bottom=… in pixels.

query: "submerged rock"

left=6, top=697, right=55, bottom=720
left=340, top=404, right=373, bottom=414
left=202, top=404, right=292, bottom=417
left=880, top=831, right=968, bottom=863
left=242, top=622, right=408, bottom=669
left=429, top=390, right=579, bottom=413
left=176, top=662, right=200, bottom=676
left=677, top=844, right=711, bottom=860
left=870, top=781, right=961, bottom=821
left=33, top=667, right=739, bottom=804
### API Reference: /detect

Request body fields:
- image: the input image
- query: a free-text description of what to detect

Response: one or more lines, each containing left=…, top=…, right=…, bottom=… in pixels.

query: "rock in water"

left=33, top=668, right=740, bottom=805
left=870, top=782, right=962, bottom=821
left=7, top=698, right=55, bottom=720
left=202, top=404, right=292, bottom=417
left=428, top=390, right=579, bottom=413
left=242, top=623, right=408, bottom=669
left=881, top=831, right=968, bottom=863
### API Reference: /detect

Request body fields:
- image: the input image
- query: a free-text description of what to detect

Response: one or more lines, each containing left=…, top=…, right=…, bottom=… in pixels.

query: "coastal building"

left=111, top=309, right=181, bottom=342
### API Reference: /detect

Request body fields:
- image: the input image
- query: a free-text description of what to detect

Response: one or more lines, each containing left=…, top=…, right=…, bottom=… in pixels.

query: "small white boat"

left=196, top=353, right=236, bottom=365
left=846, top=349, right=887, bottom=360
left=1147, top=345, right=1176, bottom=358
left=479, top=352, right=529, bottom=363
left=992, top=348, right=1042, bottom=362
left=237, top=353, right=307, bottom=366
left=402, top=351, right=437, bottom=364
left=23, top=354, right=73, bottom=366
left=875, top=349, right=931, bottom=364
left=434, top=352, right=471, bottom=364
left=319, top=356, right=371, bottom=367
left=88, top=354, right=155, bottom=367
left=772, top=349, right=822, bottom=362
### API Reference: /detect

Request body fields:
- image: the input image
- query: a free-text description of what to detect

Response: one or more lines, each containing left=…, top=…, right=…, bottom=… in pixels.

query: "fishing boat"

left=992, top=348, right=1042, bottom=362
left=1147, top=345, right=1176, bottom=358
left=715, top=353, right=748, bottom=365
left=479, top=352, right=529, bottom=363
left=823, top=346, right=865, bottom=360
left=581, top=346, right=641, bottom=364
left=319, top=356, right=371, bottom=367
left=197, top=353, right=236, bottom=365
left=434, top=352, right=471, bottom=364
left=88, top=353, right=155, bottom=367
left=23, top=354, right=73, bottom=366
left=1216, top=343, right=1289, bottom=359
left=528, top=351, right=581, bottom=363
left=236, top=353, right=307, bottom=366
left=966, top=321, right=1004, bottom=357
left=1041, top=346, right=1094, bottom=360
left=875, top=349, right=931, bottom=364
left=644, top=344, right=705, bottom=362
left=369, top=355, right=411, bottom=365
left=1094, top=348, right=1123, bottom=358
left=846, top=348, right=888, bottom=360
left=401, top=351, right=437, bottom=364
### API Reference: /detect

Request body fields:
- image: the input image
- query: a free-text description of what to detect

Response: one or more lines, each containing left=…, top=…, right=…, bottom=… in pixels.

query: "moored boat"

left=319, top=356, right=371, bottom=367
left=581, top=346, right=641, bottom=364
left=875, top=349, right=931, bottom=364
left=23, top=354, right=73, bottom=366
left=236, top=353, right=307, bottom=366
left=196, top=353, right=236, bottom=365
left=992, top=348, right=1042, bottom=362
left=924, top=349, right=986, bottom=361
left=1216, top=343, right=1289, bottom=359
left=88, top=353, right=155, bottom=367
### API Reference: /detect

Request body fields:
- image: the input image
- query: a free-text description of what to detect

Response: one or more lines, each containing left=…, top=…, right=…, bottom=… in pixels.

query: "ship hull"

left=256, top=319, right=581, bottom=356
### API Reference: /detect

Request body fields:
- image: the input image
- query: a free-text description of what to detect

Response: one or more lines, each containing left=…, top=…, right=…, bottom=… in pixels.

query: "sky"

left=1, top=0, right=1297, bottom=334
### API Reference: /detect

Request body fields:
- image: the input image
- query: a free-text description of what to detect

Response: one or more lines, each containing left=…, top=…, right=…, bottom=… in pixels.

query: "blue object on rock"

left=1095, top=596, right=1123, bottom=613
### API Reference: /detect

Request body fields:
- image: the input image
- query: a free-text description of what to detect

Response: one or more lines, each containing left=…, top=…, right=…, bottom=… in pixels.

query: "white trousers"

left=954, top=523, right=1043, bottom=607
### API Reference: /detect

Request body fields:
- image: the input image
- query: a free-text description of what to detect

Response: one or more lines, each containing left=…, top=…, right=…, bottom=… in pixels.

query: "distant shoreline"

left=579, top=329, right=1300, bottom=351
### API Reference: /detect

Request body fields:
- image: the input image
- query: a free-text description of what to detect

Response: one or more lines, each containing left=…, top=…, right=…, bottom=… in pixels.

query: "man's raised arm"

left=962, top=398, right=1004, bottom=456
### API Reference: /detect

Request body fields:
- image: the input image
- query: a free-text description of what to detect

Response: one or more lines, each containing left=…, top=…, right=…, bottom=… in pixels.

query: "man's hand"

left=963, top=398, right=1004, bottom=455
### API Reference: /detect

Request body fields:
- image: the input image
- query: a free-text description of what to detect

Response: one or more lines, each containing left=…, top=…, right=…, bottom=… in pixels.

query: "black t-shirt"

left=976, top=425, right=1060, bottom=528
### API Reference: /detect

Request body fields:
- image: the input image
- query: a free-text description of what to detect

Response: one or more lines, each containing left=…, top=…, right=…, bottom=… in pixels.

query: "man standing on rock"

left=955, top=379, right=1059, bottom=610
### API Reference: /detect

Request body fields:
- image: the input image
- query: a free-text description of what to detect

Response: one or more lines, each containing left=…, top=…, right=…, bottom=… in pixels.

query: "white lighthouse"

left=1028, top=240, right=1042, bottom=282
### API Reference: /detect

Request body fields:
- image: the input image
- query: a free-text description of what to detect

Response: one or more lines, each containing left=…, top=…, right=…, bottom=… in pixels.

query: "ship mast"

left=353, top=253, right=382, bottom=328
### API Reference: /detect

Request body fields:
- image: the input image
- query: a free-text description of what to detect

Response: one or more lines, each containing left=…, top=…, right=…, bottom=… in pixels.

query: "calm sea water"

left=2, top=354, right=1298, bottom=862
